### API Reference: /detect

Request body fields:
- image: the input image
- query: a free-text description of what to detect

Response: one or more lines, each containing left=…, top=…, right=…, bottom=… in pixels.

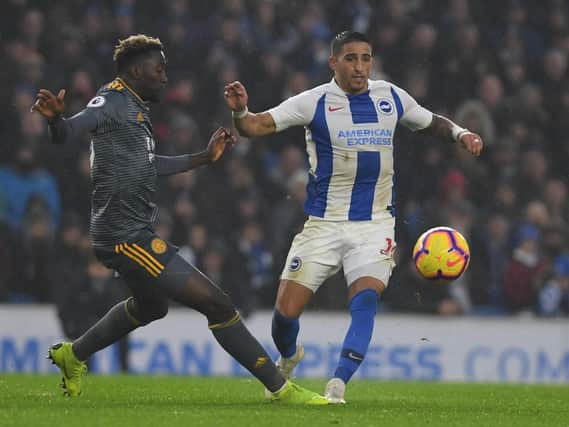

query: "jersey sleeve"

left=83, top=90, right=128, bottom=134
left=267, top=90, right=317, bottom=132
left=48, top=90, right=127, bottom=144
left=154, top=154, right=192, bottom=176
left=391, top=85, right=433, bottom=131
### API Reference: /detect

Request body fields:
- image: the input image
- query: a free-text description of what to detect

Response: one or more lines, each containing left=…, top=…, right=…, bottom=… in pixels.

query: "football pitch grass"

left=1, top=375, right=568, bottom=427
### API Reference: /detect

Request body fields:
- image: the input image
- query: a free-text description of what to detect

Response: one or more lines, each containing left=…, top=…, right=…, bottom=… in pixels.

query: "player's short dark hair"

left=113, top=34, right=164, bottom=72
left=331, top=31, right=371, bottom=56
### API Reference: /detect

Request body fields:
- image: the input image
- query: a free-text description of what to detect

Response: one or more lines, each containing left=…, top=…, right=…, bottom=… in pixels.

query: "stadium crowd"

left=1, top=0, right=569, bottom=318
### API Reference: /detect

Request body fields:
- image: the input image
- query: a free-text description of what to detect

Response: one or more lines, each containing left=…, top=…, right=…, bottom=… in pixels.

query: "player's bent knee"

left=202, top=291, right=236, bottom=325
left=145, top=299, right=169, bottom=322
left=129, top=297, right=169, bottom=325
left=275, top=301, right=303, bottom=319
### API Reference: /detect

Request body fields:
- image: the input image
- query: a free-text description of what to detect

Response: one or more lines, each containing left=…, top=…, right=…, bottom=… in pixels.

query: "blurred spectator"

left=202, top=244, right=252, bottom=317
left=10, top=195, right=56, bottom=302
left=510, top=83, right=549, bottom=142
left=269, top=170, right=308, bottom=264
left=404, top=23, right=438, bottom=76
left=179, top=223, right=209, bottom=267
left=438, top=169, right=468, bottom=208
left=503, top=224, right=547, bottom=313
left=266, top=145, right=307, bottom=200
left=0, top=145, right=60, bottom=230
left=543, top=179, right=569, bottom=227
left=67, top=69, right=96, bottom=114
left=488, top=139, right=519, bottom=183
left=19, top=8, right=45, bottom=51
left=542, top=48, right=567, bottom=112
left=57, top=149, right=92, bottom=222
left=523, top=200, right=551, bottom=231
left=469, top=212, right=511, bottom=311
left=11, top=85, right=46, bottom=148
left=490, top=179, right=519, bottom=219
left=476, top=74, right=509, bottom=134
left=237, top=221, right=274, bottom=307
left=541, top=224, right=568, bottom=261
left=251, top=1, right=279, bottom=51
left=250, top=51, right=287, bottom=112
left=0, top=221, right=16, bottom=302
left=164, top=112, right=202, bottom=155
left=515, top=149, right=549, bottom=205
left=454, top=100, right=496, bottom=147
left=538, top=254, right=569, bottom=316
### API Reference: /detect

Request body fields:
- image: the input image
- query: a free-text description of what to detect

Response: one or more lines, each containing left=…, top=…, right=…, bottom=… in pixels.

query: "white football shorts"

left=280, top=215, right=396, bottom=292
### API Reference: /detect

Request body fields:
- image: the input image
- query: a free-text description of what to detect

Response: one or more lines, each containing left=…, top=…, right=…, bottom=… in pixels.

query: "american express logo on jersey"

left=337, top=128, right=393, bottom=146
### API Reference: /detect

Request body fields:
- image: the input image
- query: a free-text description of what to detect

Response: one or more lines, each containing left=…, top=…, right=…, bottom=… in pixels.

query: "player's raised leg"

left=326, top=277, right=384, bottom=404
left=272, top=280, right=313, bottom=378
left=157, top=255, right=327, bottom=405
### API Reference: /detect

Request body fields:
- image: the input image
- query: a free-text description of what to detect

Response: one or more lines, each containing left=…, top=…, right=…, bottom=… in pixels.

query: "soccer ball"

left=412, top=226, right=470, bottom=282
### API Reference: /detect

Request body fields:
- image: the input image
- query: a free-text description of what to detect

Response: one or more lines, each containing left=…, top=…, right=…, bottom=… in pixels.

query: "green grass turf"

left=0, top=375, right=567, bottom=427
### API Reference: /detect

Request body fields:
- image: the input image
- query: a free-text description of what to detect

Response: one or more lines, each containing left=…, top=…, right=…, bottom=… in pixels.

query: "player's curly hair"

left=113, top=34, right=163, bottom=72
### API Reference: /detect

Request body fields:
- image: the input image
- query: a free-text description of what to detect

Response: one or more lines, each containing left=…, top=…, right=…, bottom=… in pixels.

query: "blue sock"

left=334, top=289, right=378, bottom=383
left=272, top=310, right=299, bottom=358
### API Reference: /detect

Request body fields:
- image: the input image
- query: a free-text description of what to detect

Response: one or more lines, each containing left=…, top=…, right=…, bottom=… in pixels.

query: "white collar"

left=329, top=78, right=371, bottom=97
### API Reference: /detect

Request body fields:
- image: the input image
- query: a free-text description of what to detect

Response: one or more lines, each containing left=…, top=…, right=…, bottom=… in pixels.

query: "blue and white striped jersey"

left=268, top=78, right=433, bottom=221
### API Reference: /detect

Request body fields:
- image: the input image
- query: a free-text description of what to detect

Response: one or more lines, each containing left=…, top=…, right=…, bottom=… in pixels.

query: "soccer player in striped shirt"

left=31, top=34, right=327, bottom=404
left=224, top=30, right=483, bottom=403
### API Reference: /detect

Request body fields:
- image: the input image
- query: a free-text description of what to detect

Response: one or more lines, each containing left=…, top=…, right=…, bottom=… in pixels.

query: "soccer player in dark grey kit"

left=31, top=34, right=327, bottom=404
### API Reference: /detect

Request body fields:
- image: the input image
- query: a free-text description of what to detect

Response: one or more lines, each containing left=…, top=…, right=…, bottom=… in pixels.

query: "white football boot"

left=324, top=377, right=347, bottom=404
left=276, top=344, right=305, bottom=379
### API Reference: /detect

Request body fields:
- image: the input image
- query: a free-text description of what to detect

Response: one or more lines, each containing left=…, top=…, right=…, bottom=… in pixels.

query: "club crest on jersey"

left=151, top=238, right=167, bottom=255
left=87, top=96, right=106, bottom=108
left=376, top=99, right=394, bottom=115
left=289, top=256, right=303, bottom=272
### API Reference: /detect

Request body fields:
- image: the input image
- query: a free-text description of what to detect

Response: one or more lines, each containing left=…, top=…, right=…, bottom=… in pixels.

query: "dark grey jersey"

left=48, top=78, right=202, bottom=247
left=50, top=78, right=158, bottom=247
left=88, top=79, right=157, bottom=247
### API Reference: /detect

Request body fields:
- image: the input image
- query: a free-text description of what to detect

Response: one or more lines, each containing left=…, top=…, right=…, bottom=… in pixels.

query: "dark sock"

left=72, top=299, right=140, bottom=361
left=334, top=289, right=378, bottom=383
left=211, top=314, right=285, bottom=392
left=271, top=310, right=299, bottom=358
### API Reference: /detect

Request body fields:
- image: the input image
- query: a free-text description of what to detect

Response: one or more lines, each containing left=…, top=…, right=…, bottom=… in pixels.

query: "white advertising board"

left=1, top=305, right=567, bottom=383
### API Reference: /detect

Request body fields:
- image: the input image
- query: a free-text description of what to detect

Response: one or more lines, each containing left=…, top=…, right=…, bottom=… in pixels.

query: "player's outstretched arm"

left=154, top=128, right=236, bottom=176
left=223, top=81, right=276, bottom=137
left=31, top=88, right=98, bottom=144
left=417, top=114, right=483, bottom=156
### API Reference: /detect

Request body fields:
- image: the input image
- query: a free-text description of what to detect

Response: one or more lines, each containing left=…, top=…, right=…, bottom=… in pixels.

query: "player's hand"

left=30, top=89, right=66, bottom=121
left=223, top=81, right=249, bottom=112
left=206, top=127, right=236, bottom=163
left=459, top=132, right=483, bottom=157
